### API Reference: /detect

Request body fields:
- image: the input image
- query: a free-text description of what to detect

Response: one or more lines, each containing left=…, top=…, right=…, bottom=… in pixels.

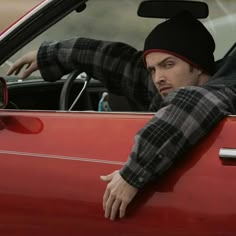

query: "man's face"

left=145, top=52, right=202, bottom=97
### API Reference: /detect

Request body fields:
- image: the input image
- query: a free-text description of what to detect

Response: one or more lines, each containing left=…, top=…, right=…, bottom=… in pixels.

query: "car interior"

left=6, top=76, right=133, bottom=111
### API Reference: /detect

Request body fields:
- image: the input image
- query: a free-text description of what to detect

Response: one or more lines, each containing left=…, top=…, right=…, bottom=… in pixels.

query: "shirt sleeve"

left=37, top=37, right=152, bottom=110
left=120, top=84, right=236, bottom=189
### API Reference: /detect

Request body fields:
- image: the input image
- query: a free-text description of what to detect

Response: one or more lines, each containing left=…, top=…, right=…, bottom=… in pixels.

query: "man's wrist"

left=119, top=164, right=152, bottom=189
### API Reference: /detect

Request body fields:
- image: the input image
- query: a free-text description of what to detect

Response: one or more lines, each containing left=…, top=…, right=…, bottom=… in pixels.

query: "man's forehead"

left=145, top=52, right=177, bottom=66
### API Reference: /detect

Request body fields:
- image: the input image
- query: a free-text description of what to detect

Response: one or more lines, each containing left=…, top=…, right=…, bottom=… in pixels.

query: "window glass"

left=203, top=0, right=236, bottom=59
left=2, top=0, right=236, bottom=77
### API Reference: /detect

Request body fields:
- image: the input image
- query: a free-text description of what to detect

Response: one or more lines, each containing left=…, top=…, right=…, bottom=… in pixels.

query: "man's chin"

left=160, top=91, right=170, bottom=98
left=159, top=88, right=174, bottom=97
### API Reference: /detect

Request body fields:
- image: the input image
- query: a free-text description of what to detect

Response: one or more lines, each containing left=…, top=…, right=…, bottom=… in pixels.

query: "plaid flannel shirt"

left=38, top=37, right=236, bottom=188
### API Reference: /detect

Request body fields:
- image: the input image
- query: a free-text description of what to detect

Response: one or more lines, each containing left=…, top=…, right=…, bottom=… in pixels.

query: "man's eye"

left=163, top=61, right=174, bottom=68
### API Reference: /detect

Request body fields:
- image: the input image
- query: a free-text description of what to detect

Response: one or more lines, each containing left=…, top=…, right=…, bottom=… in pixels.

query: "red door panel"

left=0, top=111, right=236, bottom=235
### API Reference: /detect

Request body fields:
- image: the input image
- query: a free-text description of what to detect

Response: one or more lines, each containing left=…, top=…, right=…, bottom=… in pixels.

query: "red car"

left=0, top=0, right=236, bottom=235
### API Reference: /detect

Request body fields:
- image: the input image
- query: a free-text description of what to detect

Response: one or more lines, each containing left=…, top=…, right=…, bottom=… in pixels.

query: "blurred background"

left=0, top=0, right=41, bottom=31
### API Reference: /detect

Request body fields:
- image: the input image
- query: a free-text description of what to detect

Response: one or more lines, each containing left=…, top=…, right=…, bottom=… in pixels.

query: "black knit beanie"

left=143, top=11, right=215, bottom=75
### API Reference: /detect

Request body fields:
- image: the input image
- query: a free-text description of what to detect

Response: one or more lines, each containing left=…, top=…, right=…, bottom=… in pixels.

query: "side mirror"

left=0, top=77, right=8, bottom=108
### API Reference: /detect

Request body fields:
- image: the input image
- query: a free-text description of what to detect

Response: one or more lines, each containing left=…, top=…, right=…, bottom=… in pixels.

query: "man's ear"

left=198, top=72, right=210, bottom=85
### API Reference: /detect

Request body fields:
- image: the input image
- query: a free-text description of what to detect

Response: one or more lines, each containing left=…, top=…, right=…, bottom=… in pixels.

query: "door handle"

left=219, top=148, right=236, bottom=160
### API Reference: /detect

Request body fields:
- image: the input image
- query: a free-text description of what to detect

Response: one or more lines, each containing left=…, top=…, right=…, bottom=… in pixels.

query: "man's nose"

left=153, top=71, right=166, bottom=85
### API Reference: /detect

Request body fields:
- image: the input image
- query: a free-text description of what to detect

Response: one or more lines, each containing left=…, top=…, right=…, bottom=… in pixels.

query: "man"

left=7, top=11, right=236, bottom=220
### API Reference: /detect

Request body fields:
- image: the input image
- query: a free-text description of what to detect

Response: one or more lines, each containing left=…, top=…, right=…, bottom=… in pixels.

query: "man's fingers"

left=7, top=63, right=28, bottom=77
left=6, top=50, right=38, bottom=79
left=110, top=199, right=121, bottom=220
left=20, top=66, right=35, bottom=79
left=119, top=201, right=128, bottom=219
left=100, top=170, right=118, bottom=182
left=100, top=175, right=111, bottom=182
left=105, top=193, right=116, bottom=219
left=15, top=64, right=31, bottom=77
left=7, top=63, right=21, bottom=76
left=103, top=187, right=110, bottom=210
left=14, top=65, right=24, bottom=76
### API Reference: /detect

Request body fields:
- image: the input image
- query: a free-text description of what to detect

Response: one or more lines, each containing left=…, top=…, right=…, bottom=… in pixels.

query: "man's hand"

left=7, top=50, right=38, bottom=79
left=100, top=170, right=138, bottom=220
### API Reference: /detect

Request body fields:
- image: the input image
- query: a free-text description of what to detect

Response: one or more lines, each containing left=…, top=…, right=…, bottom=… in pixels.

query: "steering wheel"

left=59, top=70, right=92, bottom=110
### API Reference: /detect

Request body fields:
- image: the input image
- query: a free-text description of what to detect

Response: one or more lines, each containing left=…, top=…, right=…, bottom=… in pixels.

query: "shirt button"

left=138, top=177, right=144, bottom=182
left=159, top=154, right=164, bottom=159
